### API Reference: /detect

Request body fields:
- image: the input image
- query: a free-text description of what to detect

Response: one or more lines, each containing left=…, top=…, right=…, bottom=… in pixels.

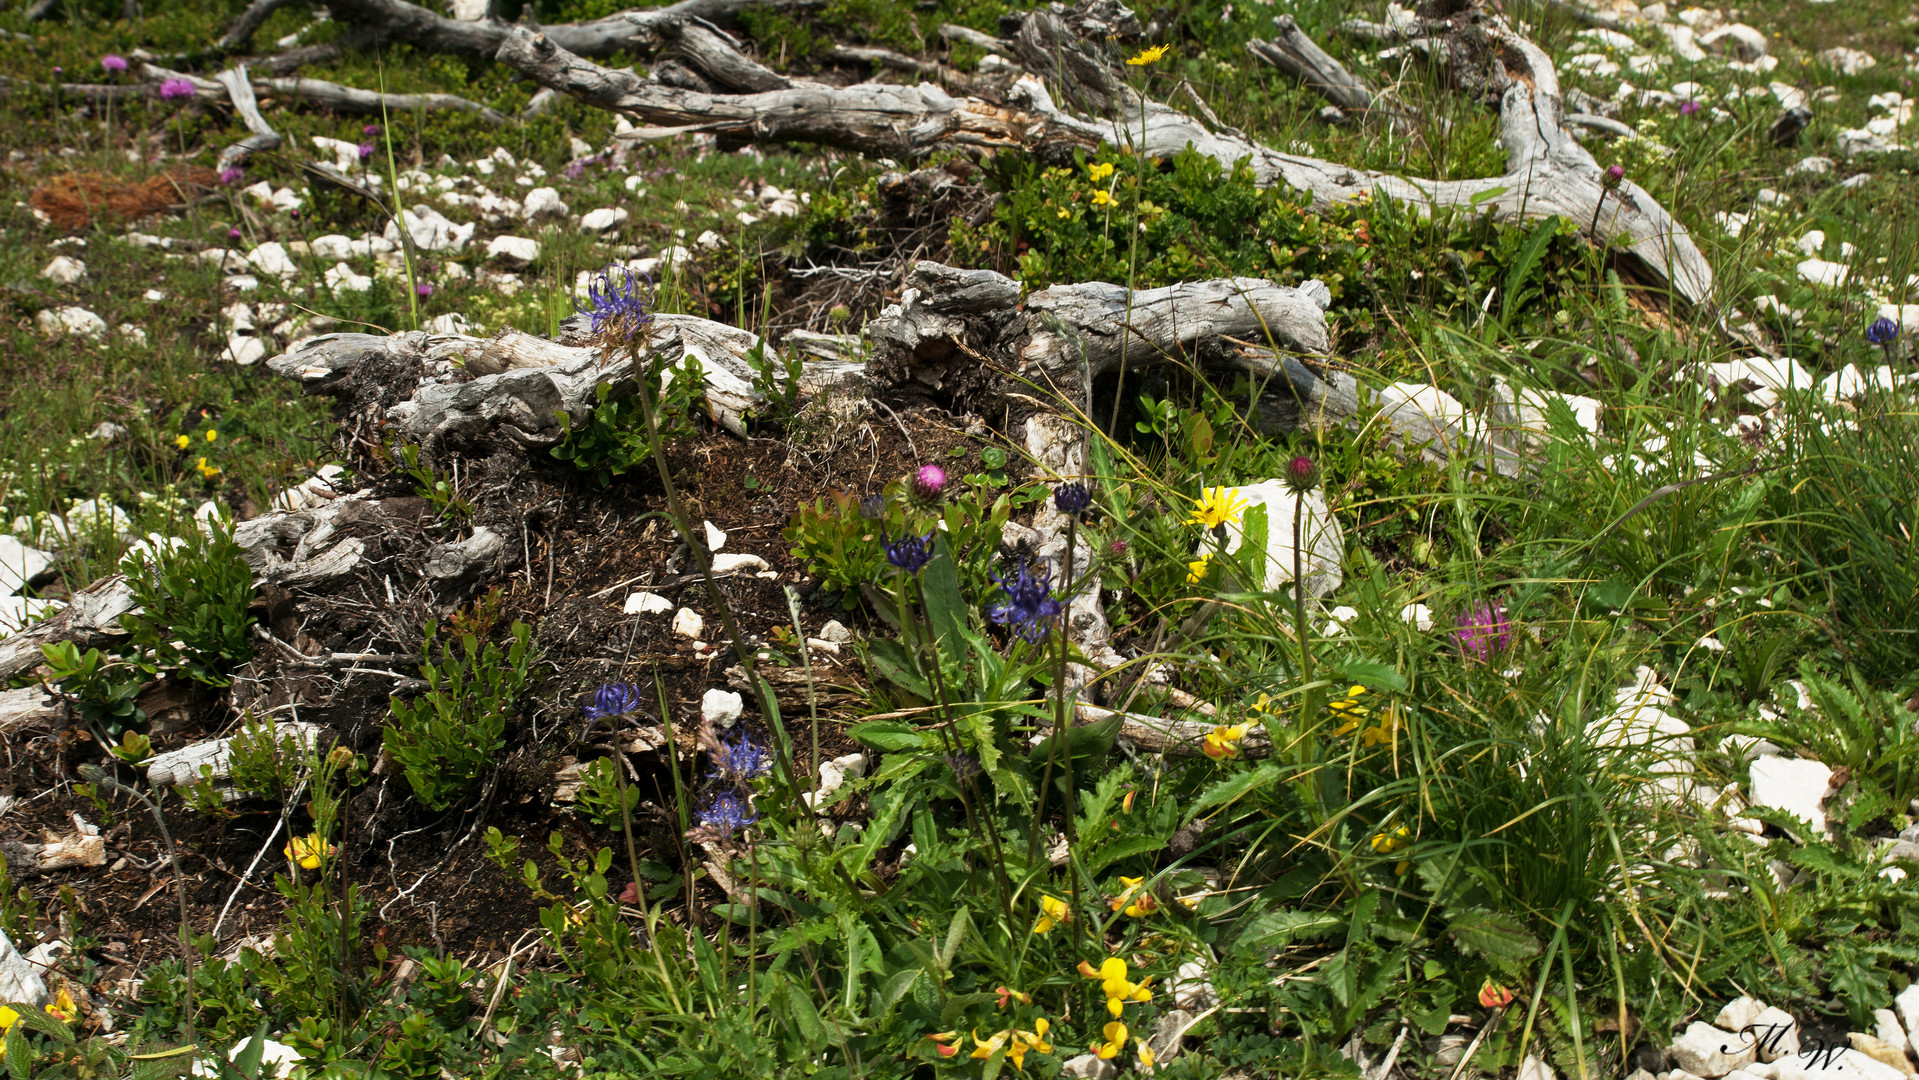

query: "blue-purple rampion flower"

left=985, top=560, right=1064, bottom=643
left=858, top=494, right=885, bottom=520
left=1054, top=481, right=1091, bottom=516
left=698, top=791, right=759, bottom=837
left=886, top=532, right=935, bottom=574
left=1867, top=316, right=1899, bottom=345
left=578, top=264, right=655, bottom=343
left=1453, top=601, right=1512, bottom=662
left=584, top=682, right=644, bottom=722
left=709, top=732, right=770, bottom=782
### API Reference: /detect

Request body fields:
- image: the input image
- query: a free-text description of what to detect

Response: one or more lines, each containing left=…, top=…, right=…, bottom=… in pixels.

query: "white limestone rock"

left=383, top=205, right=475, bottom=253
left=324, top=263, right=372, bottom=294
left=1748, top=756, right=1834, bottom=836
left=520, top=186, right=569, bottom=219
left=710, top=553, right=770, bottom=574
left=36, top=306, right=107, bottom=339
left=486, top=235, right=541, bottom=268
left=624, top=592, right=673, bottom=615
left=1819, top=47, right=1878, bottom=76
left=1716, top=996, right=1766, bottom=1033
left=0, top=536, right=53, bottom=596
left=1196, top=480, right=1344, bottom=599
left=1700, top=24, right=1766, bottom=61
left=580, top=207, right=629, bottom=233
left=1669, top=1021, right=1757, bottom=1077
left=671, top=607, right=703, bottom=639
left=701, top=688, right=743, bottom=729
left=1796, top=259, right=1851, bottom=288
left=226, top=334, right=269, bottom=366
left=41, top=255, right=86, bottom=284
left=0, top=930, right=48, bottom=1008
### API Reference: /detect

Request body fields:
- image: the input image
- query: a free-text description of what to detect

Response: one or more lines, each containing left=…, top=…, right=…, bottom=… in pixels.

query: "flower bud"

left=911, top=464, right=947, bottom=502
left=1602, top=164, right=1625, bottom=191
left=1283, top=454, right=1319, bottom=492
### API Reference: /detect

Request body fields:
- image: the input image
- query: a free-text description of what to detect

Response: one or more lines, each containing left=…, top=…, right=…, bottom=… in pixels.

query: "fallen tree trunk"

left=491, top=2, right=1714, bottom=309
left=313, top=0, right=807, bottom=60
left=255, top=76, right=510, bottom=123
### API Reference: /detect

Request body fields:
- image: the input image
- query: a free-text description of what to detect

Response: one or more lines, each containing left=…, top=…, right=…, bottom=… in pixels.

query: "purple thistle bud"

left=416, top=282, right=434, bottom=298
left=1284, top=454, right=1320, bottom=493
left=583, top=681, right=645, bottom=722
left=102, top=55, right=128, bottom=74
left=1054, top=481, right=1091, bottom=516
left=985, top=560, right=1063, bottom=644
left=1453, top=601, right=1512, bottom=662
left=218, top=166, right=244, bottom=186
left=1678, top=100, right=1701, bottom=117
left=227, top=227, right=242, bottom=241
left=912, top=464, right=948, bottom=502
left=357, top=142, right=375, bottom=160
left=158, top=78, right=195, bottom=101
left=1867, top=316, right=1899, bottom=345
left=363, top=123, right=382, bottom=137
left=885, top=532, right=935, bottom=574
left=1602, top=164, right=1625, bottom=191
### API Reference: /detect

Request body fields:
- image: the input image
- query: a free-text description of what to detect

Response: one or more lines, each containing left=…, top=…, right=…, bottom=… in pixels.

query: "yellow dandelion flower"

left=1127, top=44, right=1171, bottom=66
left=1188, top=486, right=1247, bottom=529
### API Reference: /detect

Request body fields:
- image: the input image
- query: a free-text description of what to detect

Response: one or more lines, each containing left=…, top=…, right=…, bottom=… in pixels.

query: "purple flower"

left=911, top=464, right=947, bottom=502
left=227, top=227, right=242, bottom=241
left=1867, top=316, right=1899, bottom=345
left=158, top=78, right=195, bottom=101
left=362, top=123, right=381, bottom=137
left=858, top=494, right=885, bottom=520
left=357, top=142, right=374, bottom=160
left=1453, top=601, right=1512, bottom=662
left=416, top=282, right=434, bottom=298
left=218, top=166, right=244, bottom=186
left=1284, top=454, right=1319, bottom=493
left=1054, top=481, right=1091, bottom=516
left=885, top=531, right=935, bottom=574
left=1678, top=100, right=1701, bottom=116
left=565, top=160, right=587, bottom=179
left=583, top=682, right=645, bottom=722
left=1601, top=164, right=1626, bottom=191
left=696, top=790, right=759, bottom=837
left=985, top=560, right=1063, bottom=644
left=577, top=263, right=655, bottom=344
left=101, top=55, right=128, bottom=74
left=709, top=732, right=770, bottom=782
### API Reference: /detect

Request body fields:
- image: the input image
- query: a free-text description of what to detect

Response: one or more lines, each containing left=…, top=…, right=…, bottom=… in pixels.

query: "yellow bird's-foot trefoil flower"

left=1033, top=894, right=1071, bottom=934
left=1079, top=957, right=1153, bottom=1016
left=285, top=833, right=334, bottom=870
left=1202, top=724, right=1250, bottom=760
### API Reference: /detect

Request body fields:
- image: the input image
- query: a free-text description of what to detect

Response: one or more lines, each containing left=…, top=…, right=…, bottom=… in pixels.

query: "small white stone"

left=1871, top=1009, right=1910, bottom=1059
left=1716, top=996, right=1766, bottom=1033
left=0, top=536, right=53, bottom=596
left=1322, top=605, right=1362, bottom=636
left=1898, top=985, right=1919, bottom=1060
left=1399, top=603, right=1434, bottom=630
left=1700, top=24, right=1766, bottom=62
left=1748, top=1006, right=1799, bottom=1062
left=671, top=607, right=703, bottom=639
left=817, top=619, right=854, bottom=643
left=36, top=306, right=107, bottom=339
left=1796, top=259, right=1851, bottom=288
left=1795, top=230, right=1827, bottom=256
left=40, top=255, right=86, bottom=284
left=226, top=335, right=268, bottom=366
left=324, top=263, right=372, bottom=294
left=695, top=229, right=725, bottom=250
left=623, top=592, right=673, bottom=616
left=1059, top=1054, right=1117, bottom=1080
left=704, top=520, right=727, bottom=552
left=1669, top=1021, right=1756, bottom=1077
left=1748, top=756, right=1834, bottom=836
left=1818, top=47, right=1878, bottom=76
left=710, top=553, right=769, bottom=574
left=580, top=207, right=629, bottom=233
left=1518, top=1056, right=1559, bottom=1080
left=701, top=688, right=743, bottom=728
left=521, top=186, right=569, bottom=219
left=486, top=235, right=541, bottom=267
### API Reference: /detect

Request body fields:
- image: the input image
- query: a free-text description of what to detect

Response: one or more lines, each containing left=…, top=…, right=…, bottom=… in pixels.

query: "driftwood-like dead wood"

left=495, top=2, right=1714, bottom=309
left=1247, top=17, right=1412, bottom=135
left=0, top=576, right=136, bottom=683
left=315, top=0, right=797, bottom=60
left=255, top=76, right=510, bottom=123
left=216, top=0, right=299, bottom=52
left=215, top=65, right=284, bottom=169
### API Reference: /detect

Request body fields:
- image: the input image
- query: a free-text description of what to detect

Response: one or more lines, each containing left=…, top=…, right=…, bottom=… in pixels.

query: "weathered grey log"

left=215, top=65, right=284, bottom=170
left=320, top=0, right=804, bottom=59
left=144, top=722, right=324, bottom=795
left=661, top=18, right=793, bottom=93
left=1248, top=19, right=1375, bottom=114
left=1564, top=112, right=1635, bottom=140
left=1077, top=703, right=1271, bottom=758
left=425, top=527, right=511, bottom=584
left=217, top=0, right=299, bottom=52
left=0, top=687, right=59, bottom=735
left=938, top=23, right=1007, bottom=53
left=496, top=4, right=1716, bottom=309
left=0, top=814, right=105, bottom=875
left=0, top=576, right=137, bottom=683
left=255, top=76, right=509, bottom=124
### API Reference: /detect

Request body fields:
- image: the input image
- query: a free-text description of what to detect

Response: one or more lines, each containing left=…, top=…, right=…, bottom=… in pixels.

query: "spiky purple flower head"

left=709, top=732, right=770, bottom=782
left=858, top=493, right=886, bottom=520
left=1678, top=100, right=1701, bottom=117
left=578, top=263, right=655, bottom=345
left=1453, top=601, right=1512, bottom=662
left=1867, top=316, right=1899, bottom=345
left=158, top=78, right=195, bottom=101
left=218, top=165, right=244, bottom=186
left=362, top=123, right=381, bottom=137
left=1602, top=164, right=1625, bottom=191
left=357, top=142, right=374, bottom=160
left=697, top=790, right=759, bottom=837
left=885, top=532, right=935, bottom=574
left=912, top=464, right=948, bottom=502
left=416, top=282, right=434, bottom=298
left=1054, top=481, right=1091, bottom=516
left=227, top=227, right=242, bottom=242
left=101, top=54, right=128, bottom=74
left=985, top=560, right=1064, bottom=644
left=584, top=681, right=645, bottom=722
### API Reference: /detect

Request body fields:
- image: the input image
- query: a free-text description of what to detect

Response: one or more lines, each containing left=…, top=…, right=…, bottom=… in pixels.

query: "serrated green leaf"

left=846, top=719, right=928, bottom=752
left=1190, top=761, right=1284, bottom=816
left=1447, top=908, right=1541, bottom=960
left=1232, top=908, right=1345, bottom=956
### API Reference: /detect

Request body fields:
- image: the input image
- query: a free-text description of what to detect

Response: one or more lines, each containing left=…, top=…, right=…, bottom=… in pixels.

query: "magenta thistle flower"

left=1602, top=164, right=1625, bottom=190
left=357, top=142, right=375, bottom=160
left=218, top=166, right=244, bottom=185
left=362, top=123, right=381, bottom=137
left=911, top=464, right=947, bottom=502
left=1453, top=601, right=1512, bottom=662
left=416, top=282, right=434, bottom=298
left=101, top=55, right=128, bottom=74
left=158, top=78, right=196, bottom=101
left=1678, top=100, right=1701, bottom=117
left=227, top=227, right=242, bottom=241
left=1284, top=454, right=1320, bottom=493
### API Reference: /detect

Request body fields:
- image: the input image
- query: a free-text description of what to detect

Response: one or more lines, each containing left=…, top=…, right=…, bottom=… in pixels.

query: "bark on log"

left=256, top=76, right=509, bottom=123
left=495, top=5, right=1715, bottom=309
left=1248, top=18, right=1375, bottom=114
left=318, top=0, right=804, bottom=60
left=217, top=0, right=300, bottom=52
left=0, top=576, right=137, bottom=683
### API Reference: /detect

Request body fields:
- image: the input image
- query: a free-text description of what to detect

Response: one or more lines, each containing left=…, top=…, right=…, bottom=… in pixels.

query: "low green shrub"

left=385, top=620, right=536, bottom=810
left=118, top=520, right=256, bottom=687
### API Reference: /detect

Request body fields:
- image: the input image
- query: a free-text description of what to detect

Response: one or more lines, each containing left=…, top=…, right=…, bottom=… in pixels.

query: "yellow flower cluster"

left=1079, top=957, right=1153, bottom=1017
left=969, top=1019, right=1052, bottom=1071
left=1110, top=876, right=1158, bottom=917
left=1186, top=553, right=1212, bottom=584
left=285, top=833, right=334, bottom=870
left=1202, top=723, right=1250, bottom=760
left=1032, top=894, right=1071, bottom=934
left=1330, top=685, right=1400, bottom=745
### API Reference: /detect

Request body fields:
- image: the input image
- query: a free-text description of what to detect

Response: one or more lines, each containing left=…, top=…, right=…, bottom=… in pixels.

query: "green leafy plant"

left=550, top=356, right=707, bottom=486
left=37, top=641, right=144, bottom=736
left=384, top=620, right=536, bottom=810
left=118, top=521, right=256, bottom=687
left=393, top=442, right=475, bottom=525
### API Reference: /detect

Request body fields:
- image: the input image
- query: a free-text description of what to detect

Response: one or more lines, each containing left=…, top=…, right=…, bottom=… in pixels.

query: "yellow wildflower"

left=206, top=429, right=218, bottom=442
left=195, top=457, right=221, bottom=479
left=1127, top=44, right=1171, bottom=66
left=1188, top=486, right=1247, bottom=529
left=0, top=1006, right=15, bottom=1032
left=996, top=985, right=1033, bottom=1008
left=1088, top=162, right=1114, bottom=181
left=1092, top=189, right=1114, bottom=207
left=1110, top=876, right=1158, bottom=917
left=1095, top=1020, right=1129, bottom=1060
left=972, top=1019, right=1051, bottom=1071
left=1079, top=957, right=1153, bottom=1017
left=1185, top=553, right=1212, bottom=584
left=46, top=987, right=77, bottom=1024
left=1033, top=895, right=1071, bottom=935
left=1371, top=824, right=1411, bottom=855
left=927, top=1030, right=961, bottom=1058
left=173, top=434, right=191, bottom=450
left=1056, top=208, right=1071, bottom=219
left=1140, top=1042, right=1157, bottom=1069
left=285, top=833, right=334, bottom=870
left=1328, top=685, right=1370, bottom=735
left=1202, top=724, right=1249, bottom=760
